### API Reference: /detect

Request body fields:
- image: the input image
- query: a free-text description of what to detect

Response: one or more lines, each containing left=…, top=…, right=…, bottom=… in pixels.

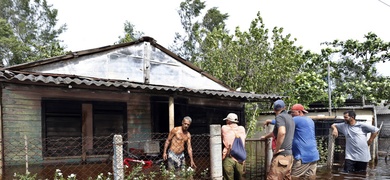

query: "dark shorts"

left=344, top=159, right=367, bottom=173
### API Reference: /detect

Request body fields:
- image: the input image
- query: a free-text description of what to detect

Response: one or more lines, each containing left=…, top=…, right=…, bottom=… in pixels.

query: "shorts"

left=344, top=159, right=367, bottom=173
left=291, top=159, right=317, bottom=179
left=267, top=154, right=293, bottom=180
left=167, top=149, right=185, bottom=170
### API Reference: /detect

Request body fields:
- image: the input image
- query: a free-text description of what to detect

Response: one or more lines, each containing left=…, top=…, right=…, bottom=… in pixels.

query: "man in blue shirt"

left=289, top=104, right=319, bottom=179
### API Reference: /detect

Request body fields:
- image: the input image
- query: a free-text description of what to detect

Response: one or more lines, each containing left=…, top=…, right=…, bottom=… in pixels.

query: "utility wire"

left=379, top=0, right=390, bottom=7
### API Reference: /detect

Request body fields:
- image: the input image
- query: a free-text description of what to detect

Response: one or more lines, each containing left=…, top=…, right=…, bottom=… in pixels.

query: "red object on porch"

left=123, top=158, right=153, bottom=169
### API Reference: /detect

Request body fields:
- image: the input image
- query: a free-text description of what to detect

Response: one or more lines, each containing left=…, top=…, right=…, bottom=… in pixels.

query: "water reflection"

left=316, top=156, right=390, bottom=179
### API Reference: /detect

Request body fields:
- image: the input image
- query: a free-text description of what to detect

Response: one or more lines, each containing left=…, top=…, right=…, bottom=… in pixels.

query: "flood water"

left=316, top=156, right=390, bottom=179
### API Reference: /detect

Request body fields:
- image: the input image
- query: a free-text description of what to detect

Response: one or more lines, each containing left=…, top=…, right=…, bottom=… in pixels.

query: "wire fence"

left=2, top=133, right=268, bottom=179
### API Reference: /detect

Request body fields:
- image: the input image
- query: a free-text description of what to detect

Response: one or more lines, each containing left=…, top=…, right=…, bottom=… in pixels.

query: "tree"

left=287, top=49, right=331, bottom=106
left=196, top=13, right=307, bottom=135
left=322, top=32, right=390, bottom=105
left=202, top=7, right=229, bottom=32
left=0, top=18, right=29, bottom=65
left=116, top=21, right=144, bottom=44
left=170, top=0, right=228, bottom=62
left=199, top=13, right=305, bottom=96
left=0, top=0, right=67, bottom=66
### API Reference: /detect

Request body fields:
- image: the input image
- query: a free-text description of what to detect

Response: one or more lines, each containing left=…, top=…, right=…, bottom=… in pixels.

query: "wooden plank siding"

left=2, top=85, right=43, bottom=165
left=126, top=94, right=153, bottom=149
left=0, top=82, right=248, bottom=167
left=1, top=83, right=153, bottom=165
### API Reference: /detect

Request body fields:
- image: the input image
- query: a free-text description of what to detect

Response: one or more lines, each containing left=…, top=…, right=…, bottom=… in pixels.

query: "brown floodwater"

left=316, top=156, right=390, bottom=179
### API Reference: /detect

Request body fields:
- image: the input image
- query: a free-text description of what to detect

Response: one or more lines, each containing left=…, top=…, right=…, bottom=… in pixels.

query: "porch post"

left=327, top=128, right=335, bottom=169
left=169, top=97, right=174, bottom=131
left=210, top=125, right=223, bottom=180
left=0, top=94, right=3, bottom=177
left=265, top=124, right=273, bottom=171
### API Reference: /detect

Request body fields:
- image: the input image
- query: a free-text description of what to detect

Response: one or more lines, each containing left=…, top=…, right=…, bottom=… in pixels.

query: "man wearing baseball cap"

left=221, top=113, right=246, bottom=180
left=261, top=100, right=295, bottom=179
left=290, top=104, right=319, bottom=180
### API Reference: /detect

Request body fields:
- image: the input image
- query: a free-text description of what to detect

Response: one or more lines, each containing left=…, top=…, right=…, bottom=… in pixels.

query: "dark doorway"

left=150, top=96, right=245, bottom=134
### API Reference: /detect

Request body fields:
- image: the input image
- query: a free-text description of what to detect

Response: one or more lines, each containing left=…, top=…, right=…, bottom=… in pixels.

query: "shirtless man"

left=163, top=116, right=196, bottom=171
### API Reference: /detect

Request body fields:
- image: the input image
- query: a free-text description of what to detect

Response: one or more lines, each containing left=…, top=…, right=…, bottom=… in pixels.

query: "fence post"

left=327, top=128, right=335, bottom=169
left=24, top=135, right=29, bottom=174
left=210, top=125, right=223, bottom=180
left=113, top=134, right=124, bottom=180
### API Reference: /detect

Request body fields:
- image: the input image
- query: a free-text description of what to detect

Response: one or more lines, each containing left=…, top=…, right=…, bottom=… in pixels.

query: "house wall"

left=377, top=114, right=390, bottom=151
left=1, top=83, right=152, bottom=164
left=1, top=83, right=245, bottom=165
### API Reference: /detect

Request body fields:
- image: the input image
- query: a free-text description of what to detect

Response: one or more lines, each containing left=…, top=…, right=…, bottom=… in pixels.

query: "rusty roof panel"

left=0, top=70, right=285, bottom=101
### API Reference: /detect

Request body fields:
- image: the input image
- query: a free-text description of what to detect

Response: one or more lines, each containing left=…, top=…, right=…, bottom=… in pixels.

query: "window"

left=42, top=100, right=126, bottom=157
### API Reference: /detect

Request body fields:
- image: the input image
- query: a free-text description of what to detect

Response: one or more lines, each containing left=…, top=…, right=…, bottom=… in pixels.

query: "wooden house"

left=0, top=36, right=282, bottom=174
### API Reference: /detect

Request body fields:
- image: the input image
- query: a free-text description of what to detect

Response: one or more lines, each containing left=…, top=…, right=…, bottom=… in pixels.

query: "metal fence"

left=1, top=133, right=268, bottom=180
left=244, top=138, right=268, bottom=179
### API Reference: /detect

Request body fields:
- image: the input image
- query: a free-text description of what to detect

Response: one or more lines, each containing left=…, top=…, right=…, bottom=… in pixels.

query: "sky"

left=47, top=0, right=390, bottom=76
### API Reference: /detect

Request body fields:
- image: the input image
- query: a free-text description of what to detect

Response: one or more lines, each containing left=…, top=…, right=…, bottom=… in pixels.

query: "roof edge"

left=4, top=36, right=157, bottom=71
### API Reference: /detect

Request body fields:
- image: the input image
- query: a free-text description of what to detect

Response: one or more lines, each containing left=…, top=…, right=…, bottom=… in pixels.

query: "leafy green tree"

left=171, top=1, right=390, bottom=135
left=287, top=49, right=332, bottom=107
left=197, top=13, right=307, bottom=135
left=202, top=7, right=229, bottom=32
left=171, top=0, right=205, bottom=62
left=116, top=21, right=144, bottom=44
left=171, top=0, right=228, bottom=62
left=199, top=13, right=305, bottom=96
left=322, top=32, right=390, bottom=105
left=0, top=18, right=29, bottom=65
left=0, top=0, right=67, bottom=66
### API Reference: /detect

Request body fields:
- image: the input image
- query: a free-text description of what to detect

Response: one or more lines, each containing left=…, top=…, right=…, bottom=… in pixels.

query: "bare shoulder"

left=171, top=126, right=180, bottom=133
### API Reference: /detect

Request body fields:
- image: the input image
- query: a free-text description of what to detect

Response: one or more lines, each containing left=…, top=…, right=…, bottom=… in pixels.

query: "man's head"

left=223, top=113, right=239, bottom=124
left=182, top=116, right=192, bottom=131
left=290, top=104, right=308, bottom=117
left=343, top=111, right=356, bottom=124
left=273, top=100, right=285, bottom=113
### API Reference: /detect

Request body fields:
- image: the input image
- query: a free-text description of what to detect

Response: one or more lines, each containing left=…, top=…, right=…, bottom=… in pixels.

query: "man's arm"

left=274, top=126, right=286, bottom=155
left=260, top=132, right=274, bottom=140
left=187, top=134, right=196, bottom=168
left=331, top=124, right=339, bottom=138
left=163, top=128, right=176, bottom=160
left=367, top=130, right=379, bottom=146
left=263, top=119, right=275, bottom=127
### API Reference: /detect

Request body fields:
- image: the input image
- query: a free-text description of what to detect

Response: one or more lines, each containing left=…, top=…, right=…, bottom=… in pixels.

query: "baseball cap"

left=291, top=104, right=308, bottom=113
left=273, top=100, right=285, bottom=111
left=223, top=113, right=239, bottom=123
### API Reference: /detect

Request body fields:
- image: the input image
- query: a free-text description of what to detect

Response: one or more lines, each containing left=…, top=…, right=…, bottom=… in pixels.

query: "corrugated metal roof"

left=0, top=70, right=285, bottom=102
left=1, top=36, right=287, bottom=102
left=4, top=36, right=233, bottom=90
left=376, top=105, right=390, bottom=115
